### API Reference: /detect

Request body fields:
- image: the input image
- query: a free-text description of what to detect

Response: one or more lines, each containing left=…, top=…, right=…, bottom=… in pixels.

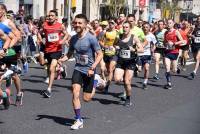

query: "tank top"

left=43, top=21, right=62, bottom=53
left=104, top=30, right=118, bottom=56
left=0, top=19, right=16, bottom=56
left=117, top=35, right=137, bottom=61
left=179, top=29, right=189, bottom=45
left=155, top=29, right=167, bottom=48
left=192, top=27, right=200, bottom=48
left=164, top=29, right=179, bottom=53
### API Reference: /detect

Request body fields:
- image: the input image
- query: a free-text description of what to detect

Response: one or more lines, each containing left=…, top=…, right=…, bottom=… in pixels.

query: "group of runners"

left=0, top=3, right=200, bottom=130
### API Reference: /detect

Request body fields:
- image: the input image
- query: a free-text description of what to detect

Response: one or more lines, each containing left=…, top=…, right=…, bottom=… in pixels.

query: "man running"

left=188, top=16, right=200, bottom=79
left=59, top=14, right=103, bottom=130
left=38, top=10, right=69, bottom=98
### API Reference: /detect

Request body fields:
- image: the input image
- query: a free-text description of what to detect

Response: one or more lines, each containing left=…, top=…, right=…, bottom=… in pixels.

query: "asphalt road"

left=0, top=60, right=200, bottom=134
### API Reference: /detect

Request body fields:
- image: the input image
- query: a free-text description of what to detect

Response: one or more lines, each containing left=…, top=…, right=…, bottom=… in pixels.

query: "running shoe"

left=43, top=90, right=51, bottom=98
left=61, top=66, right=67, bottom=78
left=143, top=83, right=148, bottom=90
left=176, top=68, right=181, bottom=74
left=15, top=92, right=24, bottom=106
left=124, top=99, right=132, bottom=107
left=71, top=119, right=83, bottom=130
left=164, top=83, right=172, bottom=90
left=189, top=72, right=196, bottom=80
left=103, top=85, right=109, bottom=94
left=118, top=92, right=126, bottom=98
left=3, top=92, right=10, bottom=109
left=153, top=74, right=159, bottom=80
left=44, top=77, right=49, bottom=84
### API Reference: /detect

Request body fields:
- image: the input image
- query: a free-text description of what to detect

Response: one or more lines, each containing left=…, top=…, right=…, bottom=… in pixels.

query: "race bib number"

left=194, top=37, right=200, bottom=43
left=104, top=46, right=115, bottom=56
left=119, top=50, right=131, bottom=59
left=76, top=55, right=89, bottom=65
left=47, top=33, right=59, bottom=42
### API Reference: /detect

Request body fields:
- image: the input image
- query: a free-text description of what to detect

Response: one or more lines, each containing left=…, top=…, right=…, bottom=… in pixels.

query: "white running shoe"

left=44, top=77, right=49, bottom=84
left=70, top=119, right=83, bottom=130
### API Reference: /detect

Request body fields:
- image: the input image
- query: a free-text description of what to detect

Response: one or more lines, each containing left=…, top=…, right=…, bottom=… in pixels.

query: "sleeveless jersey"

left=0, top=19, right=16, bottom=56
left=117, top=35, right=137, bottom=61
left=164, top=29, right=179, bottom=53
left=104, top=30, right=118, bottom=56
left=43, top=21, right=62, bottom=53
left=179, top=29, right=189, bottom=45
left=155, top=29, right=167, bottom=48
left=192, top=27, right=200, bottom=48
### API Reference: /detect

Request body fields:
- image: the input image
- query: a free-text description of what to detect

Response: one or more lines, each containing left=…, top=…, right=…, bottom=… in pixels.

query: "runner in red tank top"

left=38, top=10, right=69, bottom=98
left=179, top=20, right=190, bottom=70
left=164, top=19, right=185, bottom=89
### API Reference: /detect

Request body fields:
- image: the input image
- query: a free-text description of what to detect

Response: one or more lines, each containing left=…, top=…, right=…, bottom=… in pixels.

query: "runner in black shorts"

left=59, top=14, right=103, bottom=130
left=114, top=21, right=143, bottom=106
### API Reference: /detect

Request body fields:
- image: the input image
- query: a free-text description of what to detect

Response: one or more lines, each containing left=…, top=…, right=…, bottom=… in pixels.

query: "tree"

left=108, top=0, right=126, bottom=17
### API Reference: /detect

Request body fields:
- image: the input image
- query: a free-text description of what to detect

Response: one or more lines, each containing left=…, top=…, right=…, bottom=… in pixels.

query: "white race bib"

left=119, top=50, right=131, bottom=59
left=77, top=55, right=89, bottom=65
left=47, top=33, right=59, bottom=42
left=194, top=37, right=200, bottom=43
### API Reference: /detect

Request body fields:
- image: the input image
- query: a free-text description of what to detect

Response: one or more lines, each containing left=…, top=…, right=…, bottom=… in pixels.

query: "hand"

left=129, top=46, right=135, bottom=52
left=59, top=40, right=64, bottom=45
left=58, top=55, right=68, bottom=64
left=168, top=41, right=174, bottom=46
left=87, top=69, right=94, bottom=77
left=0, top=50, right=6, bottom=59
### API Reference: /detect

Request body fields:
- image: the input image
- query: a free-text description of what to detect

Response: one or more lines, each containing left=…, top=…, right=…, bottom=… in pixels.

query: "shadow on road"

left=136, top=81, right=164, bottom=89
left=23, top=89, right=60, bottom=95
left=92, top=98, right=121, bottom=105
left=36, top=115, right=74, bottom=126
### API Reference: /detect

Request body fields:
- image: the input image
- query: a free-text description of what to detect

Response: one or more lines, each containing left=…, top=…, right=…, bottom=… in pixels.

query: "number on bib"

left=194, top=37, right=200, bottom=43
left=48, top=33, right=59, bottom=42
left=119, top=50, right=131, bottom=58
left=77, top=55, right=89, bottom=65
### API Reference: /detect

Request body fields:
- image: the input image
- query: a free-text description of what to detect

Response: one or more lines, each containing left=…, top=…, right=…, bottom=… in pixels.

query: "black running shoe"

left=43, top=90, right=51, bottom=98
left=61, top=69, right=66, bottom=78
left=153, top=74, right=159, bottom=80
left=15, top=92, right=24, bottom=106
left=3, top=92, right=10, bottom=109
left=164, top=84, right=172, bottom=90
left=190, top=72, right=196, bottom=79
left=103, top=85, right=109, bottom=94
left=143, top=83, right=148, bottom=90
left=177, top=68, right=181, bottom=74
left=124, top=99, right=132, bottom=107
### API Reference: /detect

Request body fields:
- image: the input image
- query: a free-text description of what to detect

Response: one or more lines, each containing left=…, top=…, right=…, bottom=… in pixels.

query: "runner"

left=163, top=19, right=185, bottom=89
left=141, top=22, right=157, bottom=89
left=59, top=14, right=103, bottom=130
left=188, top=16, right=200, bottom=79
left=100, top=18, right=118, bottom=93
left=38, top=10, right=69, bottom=98
left=153, top=20, right=167, bottom=80
left=0, top=4, right=23, bottom=106
left=114, top=21, right=143, bottom=106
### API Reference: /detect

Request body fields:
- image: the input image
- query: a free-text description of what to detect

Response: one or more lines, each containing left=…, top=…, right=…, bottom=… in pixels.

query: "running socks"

left=165, top=72, right=171, bottom=83
left=74, top=109, right=81, bottom=120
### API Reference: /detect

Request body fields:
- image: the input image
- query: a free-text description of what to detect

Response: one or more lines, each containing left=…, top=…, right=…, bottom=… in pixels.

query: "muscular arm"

left=92, top=49, right=103, bottom=69
left=8, top=20, right=21, bottom=43
left=176, top=30, right=186, bottom=46
left=134, top=36, right=144, bottom=53
left=0, top=30, right=11, bottom=49
left=60, top=24, right=70, bottom=44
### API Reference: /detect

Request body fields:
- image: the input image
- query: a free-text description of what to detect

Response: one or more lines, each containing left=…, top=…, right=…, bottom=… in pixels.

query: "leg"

left=114, top=68, right=124, bottom=83
left=124, top=69, right=133, bottom=106
left=47, top=59, right=58, bottom=91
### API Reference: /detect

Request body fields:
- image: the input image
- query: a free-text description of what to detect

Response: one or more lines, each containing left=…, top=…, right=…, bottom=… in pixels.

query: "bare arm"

left=134, top=36, right=144, bottom=53
left=60, top=24, right=70, bottom=44
left=8, top=20, right=21, bottom=43
left=91, top=49, right=103, bottom=69
left=0, top=30, right=11, bottom=50
left=175, top=30, right=186, bottom=45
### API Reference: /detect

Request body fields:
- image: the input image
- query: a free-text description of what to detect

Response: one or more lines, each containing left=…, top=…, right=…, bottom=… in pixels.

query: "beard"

left=74, top=27, right=83, bottom=33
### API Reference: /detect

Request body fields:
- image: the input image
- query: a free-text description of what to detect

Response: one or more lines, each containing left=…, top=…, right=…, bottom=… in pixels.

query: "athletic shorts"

left=137, top=55, right=151, bottom=66
left=72, top=70, right=95, bottom=93
left=44, top=51, right=62, bottom=64
left=191, top=46, right=200, bottom=53
left=165, top=53, right=179, bottom=60
left=154, top=48, right=165, bottom=56
left=180, top=45, right=189, bottom=51
left=13, top=45, right=21, bottom=54
left=116, top=59, right=136, bottom=70
left=103, top=55, right=118, bottom=64
left=0, top=55, right=17, bottom=66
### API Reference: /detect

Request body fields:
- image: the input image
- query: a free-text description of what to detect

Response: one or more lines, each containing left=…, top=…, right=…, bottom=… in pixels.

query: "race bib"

left=47, top=33, right=59, bottom=42
left=119, top=50, right=131, bottom=59
left=76, top=55, right=89, bottom=65
left=104, top=46, right=115, bottom=56
left=194, top=37, right=200, bottom=43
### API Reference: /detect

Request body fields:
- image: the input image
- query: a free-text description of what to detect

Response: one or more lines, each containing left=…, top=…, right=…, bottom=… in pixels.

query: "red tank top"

left=43, top=21, right=62, bottom=53
left=179, top=29, right=189, bottom=45
left=165, top=29, right=179, bottom=53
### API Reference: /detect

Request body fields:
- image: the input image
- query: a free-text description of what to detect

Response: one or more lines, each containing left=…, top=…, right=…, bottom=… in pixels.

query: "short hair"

left=49, top=10, right=58, bottom=16
left=0, top=4, right=7, bottom=12
left=123, top=21, right=132, bottom=28
left=127, top=14, right=135, bottom=19
left=158, top=20, right=165, bottom=24
left=142, top=22, right=150, bottom=27
left=75, top=14, right=88, bottom=22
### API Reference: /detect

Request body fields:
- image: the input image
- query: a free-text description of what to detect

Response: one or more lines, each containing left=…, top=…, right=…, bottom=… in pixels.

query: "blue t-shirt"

left=69, top=32, right=101, bottom=74
left=0, top=21, right=12, bottom=49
